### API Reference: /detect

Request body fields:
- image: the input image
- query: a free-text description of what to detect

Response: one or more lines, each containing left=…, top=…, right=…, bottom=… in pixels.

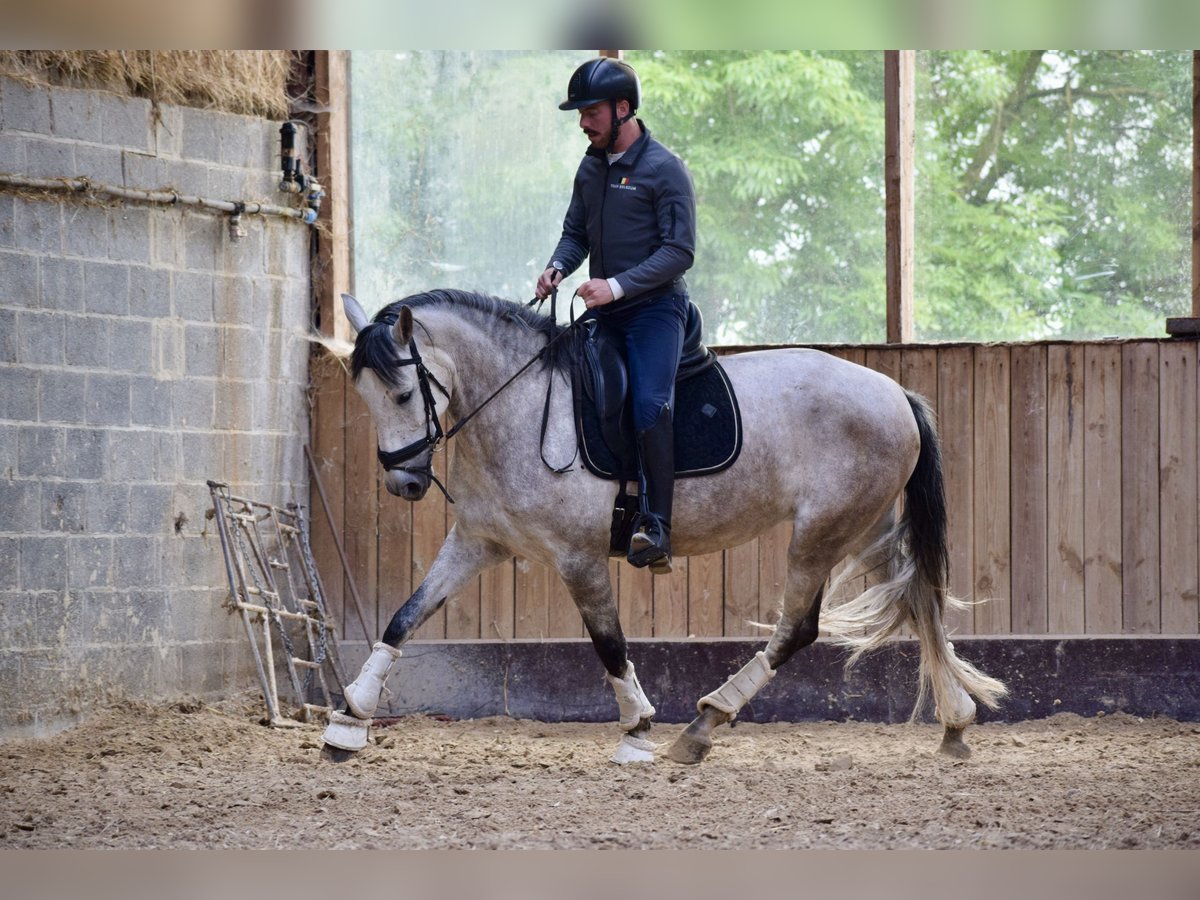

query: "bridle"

left=375, top=291, right=580, bottom=503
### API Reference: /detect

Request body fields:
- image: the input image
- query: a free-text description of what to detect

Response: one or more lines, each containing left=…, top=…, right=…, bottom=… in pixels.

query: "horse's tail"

left=821, top=390, right=1008, bottom=725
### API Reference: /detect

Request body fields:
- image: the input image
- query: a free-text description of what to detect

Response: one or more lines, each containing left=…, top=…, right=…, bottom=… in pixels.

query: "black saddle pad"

left=574, top=360, right=743, bottom=482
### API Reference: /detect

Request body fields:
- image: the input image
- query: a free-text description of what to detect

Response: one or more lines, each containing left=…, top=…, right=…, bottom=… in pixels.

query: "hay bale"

left=0, top=50, right=298, bottom=118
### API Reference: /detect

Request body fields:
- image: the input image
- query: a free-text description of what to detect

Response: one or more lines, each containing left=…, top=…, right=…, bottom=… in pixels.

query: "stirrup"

left=628, top=517, right=671, bottom=573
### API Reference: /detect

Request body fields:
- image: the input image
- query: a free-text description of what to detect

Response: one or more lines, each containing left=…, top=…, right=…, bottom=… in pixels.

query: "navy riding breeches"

left=592, top=291, right=689, bottom=431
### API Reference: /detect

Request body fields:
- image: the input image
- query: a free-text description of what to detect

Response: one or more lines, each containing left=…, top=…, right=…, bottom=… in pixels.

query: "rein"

left=376, top=290, right=580, bottom=503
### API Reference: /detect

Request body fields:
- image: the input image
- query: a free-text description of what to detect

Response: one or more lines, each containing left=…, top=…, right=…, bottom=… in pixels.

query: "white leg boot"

left=342, top=642, right=402, bottom=719
left=697, top=651, right=776, bottom=719
left=606, top=660, right=656, bottom=731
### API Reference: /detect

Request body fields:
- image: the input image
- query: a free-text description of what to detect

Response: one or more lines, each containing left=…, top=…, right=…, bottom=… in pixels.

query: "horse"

left=319, top=289, right=1007, bottom=765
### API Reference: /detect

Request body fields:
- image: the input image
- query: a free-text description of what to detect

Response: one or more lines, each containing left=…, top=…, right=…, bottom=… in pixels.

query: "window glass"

left=914, top=51, right=1192, bottom=340
left=351, top=51, right=596, bottom=317
left=627, top=51, right=887, bottom=343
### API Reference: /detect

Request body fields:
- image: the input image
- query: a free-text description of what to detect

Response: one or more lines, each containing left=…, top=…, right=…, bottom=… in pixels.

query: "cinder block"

left=0, top=421, right=17, bottom=475
left=130, top=375, right=173, bottom=427
left=127, top=483, right=173, bottom=534
left=0, top=195, right=14, bottom=248
left=180, top=431, right=220, bottom=475
left=17, top=424, right=63, bottom=477
left=112, top=535, right=160, bottom=587
left=0, top=537, right=18, bottom=589
left=129, top=265, right=170, bottom=317
left=82, top=260, right=130, bottom=315
left=80, top=591, right=131, bottom=644
left=15, top=310, right=64, bottom=366
left=0, top=249, right=39, bottom=306
left=0, top=133, right=26, bottom=174
left=106, top=428, right=155, bottom=482
left=62, top=427, right=106, bottom=480
left=171, top=378, right=215, bottom=429
left=219, top=112, right=265, bottom=170
left=19, top=535, right=68, bottom=591
left=12, top=197, right=62, bottom=254
left=183, top=323, right=221, bottom=377
left=99, top=92, right=151, bottom=151
left=174, top=270, right=214, bottom=321
left=222, top=325, right=265, bottom=379
left=73, top=145, right=125, bottom=186
left=62, top=203, right=110, bottom=259
left=170, top=159, right=210, bottom=199
left=68, top=536, right=113, bottom=589
left=121, top=150, right=165, bottom=191
left=41, top=481, right=87, bottom=532
left=180, top=106, right=223, bottom=164
left=38, top=369, right=87, bottom=423
left=0, top=478, right=39, bottom=533
left=1, top=78, right=52, bottom=133
left=127, top=589, right=171, bottom=642
left=64, top=319, right=110, bottom=369
left=39, top=255, right=84, bottom=311
left=227, top=217, right=266, bottom=278
left=106, top=206, right=152, bottom=264
left=206, top=166, right=241, bottom=203
left=0, top=593, right=37, bottom=649
left=107, top=318, right=154, bottom=374
left=22, top=137, right=75, bottom=180
left=214, top=274, right=256, bottom=326
left=49, top=87, right=102, bottom=142
left=182, top=211, right=220, bottom=271
left=0, top=366, right=38, bottom=421
left=214, top=378, right=253, bottom=431
left=153, top=105, right=182, bottom=159
left=0, top=309, right=13, bottom=362
left=150, top=209, right=179, bottom=266
left=34, top=589, right=83, bottom=646
left=84, top=372, right=131, bottom=426
left=155, top=430, right=179, bottom=480
left=85, top=482, right=129, bottom=534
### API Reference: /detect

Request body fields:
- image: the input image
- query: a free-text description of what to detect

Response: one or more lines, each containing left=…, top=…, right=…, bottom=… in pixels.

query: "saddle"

left=571, top=302, right=743, bottom=553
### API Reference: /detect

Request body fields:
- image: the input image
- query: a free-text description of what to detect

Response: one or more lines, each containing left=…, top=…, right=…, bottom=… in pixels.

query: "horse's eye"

left=396, top=390, right=413, bottom=405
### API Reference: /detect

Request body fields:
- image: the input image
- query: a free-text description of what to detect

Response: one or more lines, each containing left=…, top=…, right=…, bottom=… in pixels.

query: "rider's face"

left=578, top=99, right=629, bottom=149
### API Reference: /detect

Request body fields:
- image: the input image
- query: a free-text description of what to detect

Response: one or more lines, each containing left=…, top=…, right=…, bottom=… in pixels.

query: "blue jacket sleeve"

left=547, top=173, right=589, bottom=276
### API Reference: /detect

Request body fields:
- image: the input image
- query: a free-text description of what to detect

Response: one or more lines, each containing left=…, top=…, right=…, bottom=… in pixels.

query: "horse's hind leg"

left=668, top=575, right=827, bottom=765
left=559, top=557, right=657, bottom=764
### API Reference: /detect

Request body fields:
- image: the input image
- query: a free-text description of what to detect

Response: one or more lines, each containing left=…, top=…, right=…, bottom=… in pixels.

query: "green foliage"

left=353, top=50, right=1191, bottom=342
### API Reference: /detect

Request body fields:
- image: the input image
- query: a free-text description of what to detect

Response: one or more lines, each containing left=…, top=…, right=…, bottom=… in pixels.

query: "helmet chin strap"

left=607, top=99, right=635, bottom=154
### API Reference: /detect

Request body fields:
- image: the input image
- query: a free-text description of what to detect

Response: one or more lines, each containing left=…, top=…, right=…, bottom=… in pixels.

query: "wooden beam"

left=314, top=50, right=353, bottom=342
left=884, top=50, right=915, bottom=344
left=1170, top=49, right=1200, bottom=336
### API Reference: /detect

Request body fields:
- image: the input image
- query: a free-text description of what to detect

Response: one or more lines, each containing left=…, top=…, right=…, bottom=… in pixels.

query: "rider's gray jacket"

left=548, top=122, right=696, bottom=303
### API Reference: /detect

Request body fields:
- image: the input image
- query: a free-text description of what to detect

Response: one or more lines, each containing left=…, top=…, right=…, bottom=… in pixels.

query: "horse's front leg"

left=321, top=525, right=509, bottom=760
left=559, top=557, right=657, bottom=764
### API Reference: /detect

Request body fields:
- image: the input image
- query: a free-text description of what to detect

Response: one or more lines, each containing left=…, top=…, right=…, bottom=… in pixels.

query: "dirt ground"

left=1, top=694, right=1197, bottom=850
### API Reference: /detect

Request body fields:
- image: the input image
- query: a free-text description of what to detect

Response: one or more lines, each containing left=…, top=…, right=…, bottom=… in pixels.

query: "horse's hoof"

left=320, top=743, right=357, bottom=763
left=667, top=730, right=713, bottom=765
left=611, top=734, right=656, bottom=765
left=938, top=726, right=972, bottom=760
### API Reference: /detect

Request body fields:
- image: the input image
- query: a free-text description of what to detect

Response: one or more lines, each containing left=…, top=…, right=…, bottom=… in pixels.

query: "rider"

left=535, top=57, right=697, bottom=574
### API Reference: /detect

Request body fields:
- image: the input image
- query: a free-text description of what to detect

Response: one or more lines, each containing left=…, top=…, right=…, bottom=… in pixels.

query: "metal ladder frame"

left=207, top=481, right=347, bottom=726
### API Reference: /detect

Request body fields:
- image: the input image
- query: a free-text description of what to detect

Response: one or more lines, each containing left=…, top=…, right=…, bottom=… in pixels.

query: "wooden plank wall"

left=309, top=339, right=1200, bottom=642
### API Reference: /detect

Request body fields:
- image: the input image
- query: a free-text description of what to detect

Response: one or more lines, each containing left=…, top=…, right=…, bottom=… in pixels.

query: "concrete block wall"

left=0, top=75, right=313, bottom=738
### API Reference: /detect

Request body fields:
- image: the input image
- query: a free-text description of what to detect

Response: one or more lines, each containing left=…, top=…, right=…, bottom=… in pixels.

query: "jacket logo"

left=611, top=177, right=637, bottom=192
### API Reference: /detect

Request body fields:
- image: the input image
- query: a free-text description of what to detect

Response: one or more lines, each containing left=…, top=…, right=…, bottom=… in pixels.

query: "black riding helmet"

left=559, top=58, right=641, bottom=152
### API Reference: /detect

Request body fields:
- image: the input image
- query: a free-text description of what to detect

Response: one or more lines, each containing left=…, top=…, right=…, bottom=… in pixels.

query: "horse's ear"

left=393, top=305, right=413, bottom=346
left=342, top=293, right=370, bottom=335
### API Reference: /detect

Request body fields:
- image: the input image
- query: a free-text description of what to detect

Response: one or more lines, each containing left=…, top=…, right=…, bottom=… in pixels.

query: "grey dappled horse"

left=320, top=290, right=1007, bottom=765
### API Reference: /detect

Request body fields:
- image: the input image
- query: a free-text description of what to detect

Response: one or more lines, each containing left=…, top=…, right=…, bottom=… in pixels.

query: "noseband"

left=376, top=337, right=455, bottom=501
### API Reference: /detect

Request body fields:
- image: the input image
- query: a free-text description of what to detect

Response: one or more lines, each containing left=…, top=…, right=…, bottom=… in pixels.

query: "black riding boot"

left=628, top=404, right=674, bottom=574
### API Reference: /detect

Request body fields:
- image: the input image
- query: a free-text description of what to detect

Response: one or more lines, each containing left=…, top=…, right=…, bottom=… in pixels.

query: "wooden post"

left=314, top=50, right=353, bottom=342
left=884, top=50, right=915, bottom=344
left=1168, top=49, right=1200, bottom=336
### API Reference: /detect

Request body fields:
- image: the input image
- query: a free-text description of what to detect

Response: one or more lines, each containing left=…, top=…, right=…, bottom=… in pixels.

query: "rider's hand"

left=535, top=266, right=564, bottom=300
left=576, top=278, right=615, bottom=309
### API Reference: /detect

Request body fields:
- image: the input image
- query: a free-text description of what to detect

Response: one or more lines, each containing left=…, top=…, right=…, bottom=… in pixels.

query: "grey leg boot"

left=628, top=404, right=674, bottom=574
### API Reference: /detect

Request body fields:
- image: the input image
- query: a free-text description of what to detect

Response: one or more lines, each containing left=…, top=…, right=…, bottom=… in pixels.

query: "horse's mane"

left=350, top=289, right=575, bottom=385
